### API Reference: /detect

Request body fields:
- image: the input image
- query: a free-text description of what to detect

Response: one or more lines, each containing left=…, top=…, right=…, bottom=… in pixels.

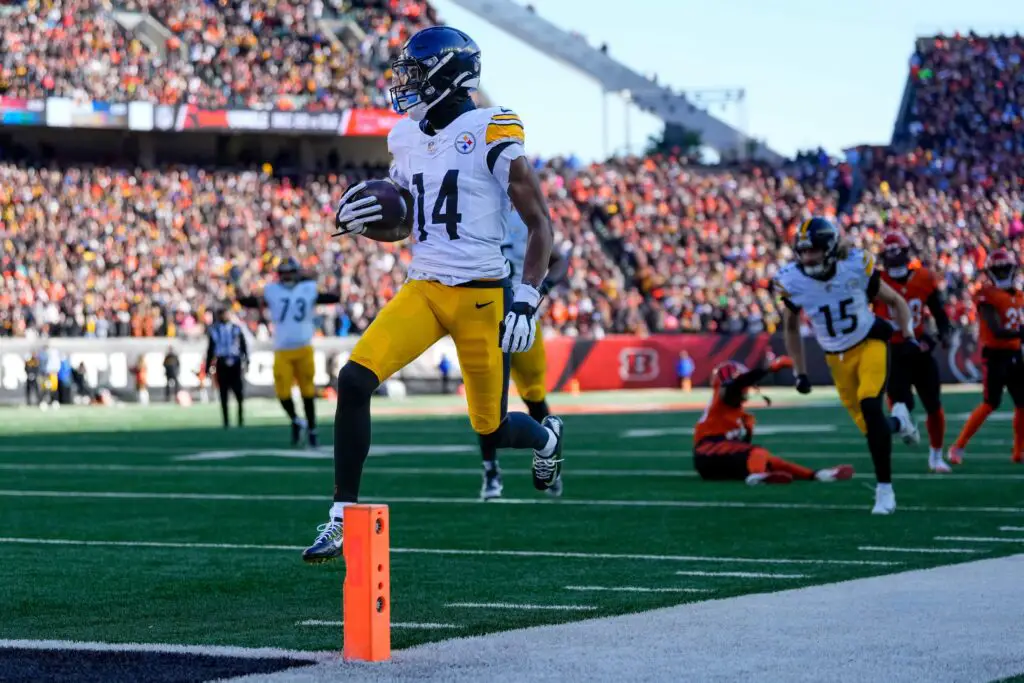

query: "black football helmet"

left=794, top=217, right=839, bottom=279
left=390, top=26, right=481, bottom=121
left=278, top=256, right=300, bottom=286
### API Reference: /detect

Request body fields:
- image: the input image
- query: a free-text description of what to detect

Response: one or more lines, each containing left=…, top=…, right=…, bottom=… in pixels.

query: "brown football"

left=350, top=179, right=411, bottom=242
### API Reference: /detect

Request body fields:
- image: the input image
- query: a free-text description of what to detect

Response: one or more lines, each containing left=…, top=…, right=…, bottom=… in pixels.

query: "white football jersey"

left=501, top=209, right=528, bottom=286
left=388, top=106, right=527, bottom=285
left=263, top=280, right=319, bottom=350
left=774, top=249, right=878, bottom=353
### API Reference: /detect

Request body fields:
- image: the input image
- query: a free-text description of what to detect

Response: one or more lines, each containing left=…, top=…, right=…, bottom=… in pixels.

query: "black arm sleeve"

left=925, top=290, right=951, bottom=337
left=316, top=293, right=341, bottom=305
left=722, top=367, right=770, bottom=406
left=866, top=270, right=881, bottom=301
left=205, top=331, right=215, bottom=370
left=238, top=296, right=263, bottom=309
left=781, top=297, right=801, bottom=314
left=979, top=304, right=1018, bottom=340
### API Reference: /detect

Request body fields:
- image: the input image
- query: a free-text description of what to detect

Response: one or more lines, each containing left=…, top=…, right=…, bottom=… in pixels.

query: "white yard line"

left=445, top=603, right=596, bottom=611
left=297, top=620, right=458, bottom=629
left=564, top=585, right=710, bottom=594
left=675, top=570, right=806, bottom=579
left=858, top=546, right=981, bottom=554
left=0, top=639, right=330, bottom=660
left=4, top=462, right=1022, bottom=482
left=998, top=526, right=1024, bottom=532
left=1, top=489, right=1021, bottom=515
left=934, top=536, right=1024, bottom=544
left=0, top=536, right=896, bottom=566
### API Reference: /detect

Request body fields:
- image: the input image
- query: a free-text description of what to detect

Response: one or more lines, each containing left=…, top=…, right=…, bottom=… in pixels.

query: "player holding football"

left=873, top=231, right=953, bottom=473
left=479, top=209, right=569, bottom=500
left=302, top=27, right=564, bottom=563
left=238, top=257, right=341, bottom=448
left=775, top=217, right=919, bottom=514
left=694, top=356, right=855, bottom=485
left=949, top=248, right=1024, bottom=464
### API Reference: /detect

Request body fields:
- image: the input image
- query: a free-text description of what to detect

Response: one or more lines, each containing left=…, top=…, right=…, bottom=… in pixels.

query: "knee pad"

left=859, top=396, right=890, bottom=434
left=338, top=361, right=379, bottom=406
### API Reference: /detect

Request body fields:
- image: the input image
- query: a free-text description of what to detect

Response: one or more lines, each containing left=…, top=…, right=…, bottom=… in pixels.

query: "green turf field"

left=2, top=389, right=1023, bottom=653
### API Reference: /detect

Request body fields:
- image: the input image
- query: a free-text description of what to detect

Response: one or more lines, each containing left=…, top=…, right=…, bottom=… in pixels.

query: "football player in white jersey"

left=478, top=209, right=569, bottom=500
left=774, top=217, right=919, bottom=515
left=239, top=257, right=341, bottom=448
left=302, top=26, right=564, bottom=563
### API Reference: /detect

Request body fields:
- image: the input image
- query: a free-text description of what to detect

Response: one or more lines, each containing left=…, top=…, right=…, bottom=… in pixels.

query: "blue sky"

left=430, top=0, right=1024, bottom=161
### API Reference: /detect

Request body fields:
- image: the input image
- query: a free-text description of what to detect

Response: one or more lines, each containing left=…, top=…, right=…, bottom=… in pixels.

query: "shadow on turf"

left=0, top=648, right=315, bottom=683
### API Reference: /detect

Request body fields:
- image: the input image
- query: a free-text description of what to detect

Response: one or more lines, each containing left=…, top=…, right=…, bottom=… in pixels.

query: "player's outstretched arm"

left=875, top=280, right=914, bottom=340
left=238, top=295, right=263, bottom=309
left=781, top=308, right=810, bottom=391
left=507, top=157, right=553, bottom=290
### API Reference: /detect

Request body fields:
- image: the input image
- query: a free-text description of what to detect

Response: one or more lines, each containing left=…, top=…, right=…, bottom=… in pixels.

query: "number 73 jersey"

left=773, top=249, right=880, bottom=353
left=388, top=106, right=524, bottom=286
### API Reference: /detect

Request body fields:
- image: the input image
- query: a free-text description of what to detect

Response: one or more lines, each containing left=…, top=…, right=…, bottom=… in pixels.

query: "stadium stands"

left=2, top=26, right=1022, bottom=340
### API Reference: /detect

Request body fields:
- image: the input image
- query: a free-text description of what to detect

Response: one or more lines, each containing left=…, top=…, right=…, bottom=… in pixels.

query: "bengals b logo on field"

left=947, top=330, right=981, bottom=383
left=619, top=348, right=659, bottom=382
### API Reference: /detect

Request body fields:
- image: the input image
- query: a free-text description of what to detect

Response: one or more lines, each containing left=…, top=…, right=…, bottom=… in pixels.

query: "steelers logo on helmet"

left=794, top=217, right=839, bottom=280
left=389, top=26, right=482, bottom=122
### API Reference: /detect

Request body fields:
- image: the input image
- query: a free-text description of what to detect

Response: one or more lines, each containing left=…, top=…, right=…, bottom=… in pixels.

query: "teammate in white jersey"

left=239, top=257, right=341, bottom=447
left=303, top=26, right=564, bottom=563
left=774, top=217, right=919, bottom=515
left=477, top=210, right=569, bottom=499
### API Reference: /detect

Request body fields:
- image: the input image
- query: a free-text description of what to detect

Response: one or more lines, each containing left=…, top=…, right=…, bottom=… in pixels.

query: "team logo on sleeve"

left=455, top=132, right=476, bottom=154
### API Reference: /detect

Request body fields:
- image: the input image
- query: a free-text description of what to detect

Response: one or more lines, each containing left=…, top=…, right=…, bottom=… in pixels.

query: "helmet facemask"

left=390, top=50, right=480, bottom=122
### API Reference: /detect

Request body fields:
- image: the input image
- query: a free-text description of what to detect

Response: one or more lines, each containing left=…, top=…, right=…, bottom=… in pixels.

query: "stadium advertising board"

left=2, top=100, right=403, bottom=136
left=0, top=333, right=982, bottom=404
left=0, top=97, right=45, bottom=126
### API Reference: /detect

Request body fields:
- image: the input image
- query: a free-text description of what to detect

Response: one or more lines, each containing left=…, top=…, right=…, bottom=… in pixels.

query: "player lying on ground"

left=238, top=257, right=341, bottom=448
left=775, top=217, right=918, bottom=514
left=950, top=247, right=1024, bottom=464
left=874, top=231, right=953, bottom=473
left=302, top=26, right=564, bottom=563
left=480, top=209, right=570, bottom=500
left=693, top=356, right=854, bottom=485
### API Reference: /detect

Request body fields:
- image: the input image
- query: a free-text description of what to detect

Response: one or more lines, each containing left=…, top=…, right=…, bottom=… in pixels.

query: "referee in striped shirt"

left=206, top=307, right=249, bottom=429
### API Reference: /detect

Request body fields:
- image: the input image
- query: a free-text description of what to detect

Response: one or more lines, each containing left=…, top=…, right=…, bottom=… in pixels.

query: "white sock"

left=537, top=430, right=557, bottom=457
left=929, top=447, right=943, bottom=461
left=483, top=460, right=499, bottom=473
left=877, top=483, right=893, bottom=494
left=329, top=502, right=349, bottom=521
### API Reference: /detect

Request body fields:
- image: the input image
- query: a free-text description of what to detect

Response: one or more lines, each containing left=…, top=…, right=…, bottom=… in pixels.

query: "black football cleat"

left=532, top=416, right=564, bottom=491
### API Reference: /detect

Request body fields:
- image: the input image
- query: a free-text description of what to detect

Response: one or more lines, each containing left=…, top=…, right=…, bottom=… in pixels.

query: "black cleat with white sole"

left=532, top=415, right=564, bottom=491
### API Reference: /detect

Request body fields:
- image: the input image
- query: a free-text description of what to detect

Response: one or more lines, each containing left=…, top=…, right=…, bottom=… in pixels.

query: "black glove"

left=795, top=373, right=812, bottom=394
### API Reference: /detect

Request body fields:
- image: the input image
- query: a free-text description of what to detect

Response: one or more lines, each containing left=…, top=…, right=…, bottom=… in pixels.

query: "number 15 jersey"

left=773, top=249, right=880, bottom=353
left=388, top=106, right=527, bottom=286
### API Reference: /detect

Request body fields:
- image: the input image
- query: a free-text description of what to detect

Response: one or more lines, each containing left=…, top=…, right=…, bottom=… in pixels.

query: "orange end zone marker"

left=342, top=504, right=391, bottom=662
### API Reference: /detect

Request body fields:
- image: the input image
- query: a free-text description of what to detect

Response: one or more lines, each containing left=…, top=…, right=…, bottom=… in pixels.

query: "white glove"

left=333, top=181, right=382, bottom=236
left=500, top=284, right=541, bottom=353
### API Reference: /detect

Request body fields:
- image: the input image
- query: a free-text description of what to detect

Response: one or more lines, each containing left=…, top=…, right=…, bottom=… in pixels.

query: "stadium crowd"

left=2, top=25, right=1022, bottom=340
left=0, top=0, right=435, bottom=111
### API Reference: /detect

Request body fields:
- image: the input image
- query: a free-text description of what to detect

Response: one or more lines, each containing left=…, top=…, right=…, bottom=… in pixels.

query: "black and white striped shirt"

left=207, top=322, right=248, bottom=367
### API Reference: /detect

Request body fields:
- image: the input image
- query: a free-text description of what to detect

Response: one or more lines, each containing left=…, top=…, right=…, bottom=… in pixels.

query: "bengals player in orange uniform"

left=874, top=232, right=953, bottom=473
left=950, top=248, right=1024, bottom=464
left=693, top=356, right=854, bottom=485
